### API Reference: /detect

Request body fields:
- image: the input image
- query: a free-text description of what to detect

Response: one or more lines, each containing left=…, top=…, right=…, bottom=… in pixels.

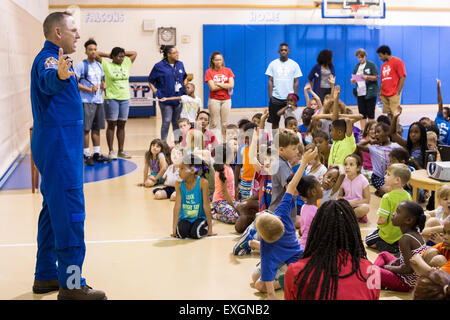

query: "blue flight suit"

left=30, top=40, right=86, bottom=288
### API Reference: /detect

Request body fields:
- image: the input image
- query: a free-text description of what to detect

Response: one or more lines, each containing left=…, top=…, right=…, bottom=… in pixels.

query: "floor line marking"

left=0, top=235, right=239, bottom=248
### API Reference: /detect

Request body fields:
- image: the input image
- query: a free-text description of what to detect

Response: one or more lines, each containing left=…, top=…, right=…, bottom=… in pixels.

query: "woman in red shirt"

left=284, top=199, right=380, bottom=300
left=205, top=51, right=235, bottom=138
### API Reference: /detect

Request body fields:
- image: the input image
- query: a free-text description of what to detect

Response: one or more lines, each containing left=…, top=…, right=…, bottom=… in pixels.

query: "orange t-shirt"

left=422, top=242, right=450, bottom=274
left=241, top=145, right=256, bottom=181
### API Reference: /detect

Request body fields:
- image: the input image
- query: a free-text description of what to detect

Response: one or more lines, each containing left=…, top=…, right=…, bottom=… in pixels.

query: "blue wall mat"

left=0, top=155, right=137, bottom=191
left=203, top=24, right=449, bottom=108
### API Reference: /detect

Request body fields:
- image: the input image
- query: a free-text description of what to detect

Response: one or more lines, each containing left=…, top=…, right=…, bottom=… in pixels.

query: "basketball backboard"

left=322, top=0, right=386, bottom=19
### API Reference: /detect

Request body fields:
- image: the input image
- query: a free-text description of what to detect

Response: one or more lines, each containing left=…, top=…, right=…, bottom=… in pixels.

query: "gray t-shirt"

left=320, top=67, right=332, bottom=89
left=268, top=157, right=296, bottom=222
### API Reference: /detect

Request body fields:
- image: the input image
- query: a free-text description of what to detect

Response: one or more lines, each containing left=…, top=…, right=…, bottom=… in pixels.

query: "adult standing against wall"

left=148, top=45, right=187, bottom=142
left=75, top=38, right=110, bottom=166
left=266, top=43, right=302, bottom=130
left=308, top=49, right=335, bottom=103
left=30, top=11, right=106, bottom=300
left=205, top=51, right=235, bottom=138
left=95, top=47, right=137, bottom=160
left=351, top=49, right=379, bottom=131
left=377, top=45, right=406, bottom=117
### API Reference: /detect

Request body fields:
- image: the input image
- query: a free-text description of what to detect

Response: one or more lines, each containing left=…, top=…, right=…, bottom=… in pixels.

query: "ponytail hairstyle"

left=294, top=199, right=368, bottom=300
left=413, top=269, right=450, bottom=300
left=160, top=45, right=175, bottom=60
left=209, top=51, right=224, bottom=69
left=399, top=200, right=426, bottom=232
left=182, top=153, right=209, bottom=179
left=213, top=143, right=233, bottom=183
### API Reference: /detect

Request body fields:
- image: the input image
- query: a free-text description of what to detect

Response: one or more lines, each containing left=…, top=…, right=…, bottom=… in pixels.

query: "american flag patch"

left=44, top=56, right=58, bottom=69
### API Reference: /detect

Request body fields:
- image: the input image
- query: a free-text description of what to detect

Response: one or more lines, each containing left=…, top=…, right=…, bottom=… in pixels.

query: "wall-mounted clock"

left=158, top=27, right=176, bottom=46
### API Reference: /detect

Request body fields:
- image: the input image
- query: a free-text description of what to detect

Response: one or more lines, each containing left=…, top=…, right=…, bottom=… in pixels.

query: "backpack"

left=78, top=59, right=94, bottom=85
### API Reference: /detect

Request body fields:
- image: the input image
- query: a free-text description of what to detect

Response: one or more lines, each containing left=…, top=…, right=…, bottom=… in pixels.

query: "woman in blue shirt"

left=148, top=45, right=187, bottom=142
left=308, top=49, right=335, bottom=103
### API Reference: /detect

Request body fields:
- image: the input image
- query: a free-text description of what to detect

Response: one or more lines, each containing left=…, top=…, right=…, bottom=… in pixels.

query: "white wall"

left=12, top=0, right=49, bottom=22
left=0, top=1, right=46, bottom=179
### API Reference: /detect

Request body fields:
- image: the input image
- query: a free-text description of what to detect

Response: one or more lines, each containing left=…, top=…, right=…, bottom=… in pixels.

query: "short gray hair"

left=43, top=11, right=71, bottom=38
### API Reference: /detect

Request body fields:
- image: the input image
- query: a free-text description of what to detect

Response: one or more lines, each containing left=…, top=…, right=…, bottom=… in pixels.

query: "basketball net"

left=350, top=4, right=367, bottom=23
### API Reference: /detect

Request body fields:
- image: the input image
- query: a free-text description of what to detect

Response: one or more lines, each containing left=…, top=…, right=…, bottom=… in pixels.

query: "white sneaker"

left=108, top=151, right=118, bottom=160
left=118, top=151, right=131, bottom=159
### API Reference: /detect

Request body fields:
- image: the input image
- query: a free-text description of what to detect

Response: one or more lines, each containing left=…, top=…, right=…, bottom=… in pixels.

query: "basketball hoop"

left=350, top=4, right=367, bottom=13
left=350, top=4, right=367, bottom=21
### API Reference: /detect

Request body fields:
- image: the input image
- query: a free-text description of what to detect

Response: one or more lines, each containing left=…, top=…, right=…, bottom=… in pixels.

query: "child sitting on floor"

left=365, top=163, right=412, bottom=256
left=338, top=154, right=370, bottom=223
left=423, top=184, right=450, bottom=245
left=312, top=130, right=330, bottom=168
left=373, top=201, right=427, bottom=292
left=305, top=143, right=327, bottom=183
left=143, top=138, right=170, bottom=187
left=251, top=147, right=318, bottom=300
left=298, top=175, right=323, bottom=249
left=211, top=143, right=240, bottom=224
left=153, top=145, right=182, bottom=200
left=171, top=154, right=215, bottom=239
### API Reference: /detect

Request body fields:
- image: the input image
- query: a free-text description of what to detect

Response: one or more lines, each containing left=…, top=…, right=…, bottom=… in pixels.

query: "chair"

left=29, top=127, right=39, bottom=193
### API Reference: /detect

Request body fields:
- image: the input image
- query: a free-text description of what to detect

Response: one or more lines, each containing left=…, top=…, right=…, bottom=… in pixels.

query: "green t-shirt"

left=328, top=133, right=356, bottom=166
left=102, top=56, right=132, bottom=100
left=377, top=189, right=412, bottom=244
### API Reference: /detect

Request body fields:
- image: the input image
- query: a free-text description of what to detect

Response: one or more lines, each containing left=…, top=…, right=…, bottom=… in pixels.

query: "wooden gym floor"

left=0, top=105, right=437, bottom=300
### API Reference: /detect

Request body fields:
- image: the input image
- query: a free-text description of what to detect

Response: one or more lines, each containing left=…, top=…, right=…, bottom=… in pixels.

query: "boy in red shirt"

left=377, top=45, right=406, bottom=116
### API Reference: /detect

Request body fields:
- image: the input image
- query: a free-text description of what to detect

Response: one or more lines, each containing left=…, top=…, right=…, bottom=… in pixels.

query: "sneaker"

left=93, top=153, right=112, bottom=163
left=57, top=285, right=107, bottom=300
left=118, top=151, right=132, bottom=159
left=108, top=151, right=118, bottom=160
left=233, top=227, right=256, bottom=256
left=358, top=215, right=368, bottom=223
left=84, top=155, right=94, bottom=166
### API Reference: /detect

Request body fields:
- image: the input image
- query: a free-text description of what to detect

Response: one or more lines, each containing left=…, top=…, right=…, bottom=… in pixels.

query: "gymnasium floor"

left=0, top=105, right=437, bottom=300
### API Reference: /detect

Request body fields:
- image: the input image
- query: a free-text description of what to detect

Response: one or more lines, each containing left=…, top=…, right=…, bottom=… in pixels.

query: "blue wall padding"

left=203, top=24, right=449, bottom=108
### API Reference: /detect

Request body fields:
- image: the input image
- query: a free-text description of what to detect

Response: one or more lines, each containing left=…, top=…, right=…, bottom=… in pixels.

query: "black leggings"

left=177, top=218, right=208, bottom=239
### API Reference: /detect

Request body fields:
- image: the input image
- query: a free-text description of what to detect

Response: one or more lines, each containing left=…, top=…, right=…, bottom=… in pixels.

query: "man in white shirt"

left=265, top=43, right=302, bottom=129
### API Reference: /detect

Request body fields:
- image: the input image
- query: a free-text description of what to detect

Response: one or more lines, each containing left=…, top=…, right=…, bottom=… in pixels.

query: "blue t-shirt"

left=298, top=124, right=308, bottom=134
left=265, top=58, right=302, bottom=100
left=435, top=112, right=450, bottom=145
left=74, top=60, right=104, bottom=104
left=179, top=176, right=205, bottom=223
left=260, top=193, right=304, bottom=282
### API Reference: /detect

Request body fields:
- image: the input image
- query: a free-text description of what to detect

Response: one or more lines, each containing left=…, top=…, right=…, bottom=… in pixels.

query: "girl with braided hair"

left=284, top=199, right=379, bottom=300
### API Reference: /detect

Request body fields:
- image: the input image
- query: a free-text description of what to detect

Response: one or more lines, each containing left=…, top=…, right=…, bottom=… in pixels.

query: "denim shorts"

left=104, top=99, right=130, bottom=121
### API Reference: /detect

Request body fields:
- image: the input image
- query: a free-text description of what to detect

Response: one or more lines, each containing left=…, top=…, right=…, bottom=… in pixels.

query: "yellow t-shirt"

left=328, top=133, right=356, bottom=166
left=102, top=56, right=132, bottom=100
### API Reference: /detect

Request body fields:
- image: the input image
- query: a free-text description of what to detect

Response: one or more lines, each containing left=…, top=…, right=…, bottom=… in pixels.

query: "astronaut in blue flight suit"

left=30, top=11, right=106, bottom=300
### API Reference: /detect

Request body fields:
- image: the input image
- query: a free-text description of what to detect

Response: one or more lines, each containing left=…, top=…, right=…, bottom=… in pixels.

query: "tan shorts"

left=380, top=93, right=401, bottom=114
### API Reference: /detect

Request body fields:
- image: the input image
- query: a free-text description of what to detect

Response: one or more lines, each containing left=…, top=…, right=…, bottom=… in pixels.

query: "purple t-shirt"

left=299, top=204, right=318, bottom=248
left=368, top=143, right=401, bottom=177
left=341, top=174, right=369, bottom=204
left=149, top=152, right=165, bottom=174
